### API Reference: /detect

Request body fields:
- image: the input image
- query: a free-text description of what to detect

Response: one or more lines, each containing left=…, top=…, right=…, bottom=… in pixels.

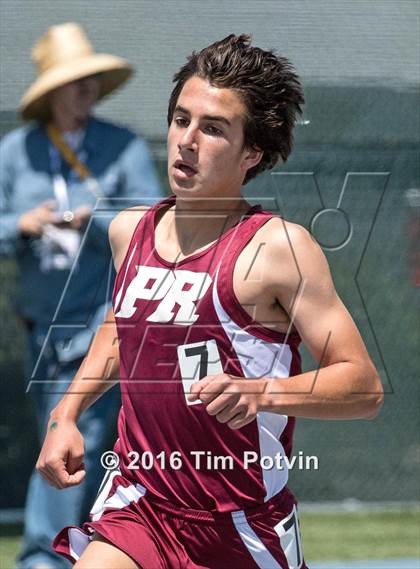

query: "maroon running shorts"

left=53, top=471, right=307, bottom=568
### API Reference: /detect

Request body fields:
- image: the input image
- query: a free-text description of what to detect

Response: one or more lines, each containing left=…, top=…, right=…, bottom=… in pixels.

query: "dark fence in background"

left=1, top=84, right=419, bottom=508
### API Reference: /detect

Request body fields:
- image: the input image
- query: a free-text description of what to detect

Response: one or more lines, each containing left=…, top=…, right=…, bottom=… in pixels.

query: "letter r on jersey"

left=115, top=266, right=212, bottom=325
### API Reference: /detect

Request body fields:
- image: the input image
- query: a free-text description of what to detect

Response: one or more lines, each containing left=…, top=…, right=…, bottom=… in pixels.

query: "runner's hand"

left=188, top=374, right=268, bottom=429
left=36, top=417, right=86, bottom=489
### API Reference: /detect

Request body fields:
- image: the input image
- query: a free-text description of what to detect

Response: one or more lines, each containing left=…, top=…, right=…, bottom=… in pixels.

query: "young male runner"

left=37, top=35, right=384, bottom=569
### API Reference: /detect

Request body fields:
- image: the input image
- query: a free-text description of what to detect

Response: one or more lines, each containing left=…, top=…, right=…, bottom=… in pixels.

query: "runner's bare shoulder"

left=109, top=205, right=150, bottom=272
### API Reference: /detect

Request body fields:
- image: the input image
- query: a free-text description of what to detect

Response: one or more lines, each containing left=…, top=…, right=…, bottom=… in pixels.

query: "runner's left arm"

left=189, top=222, right=384, bottom=427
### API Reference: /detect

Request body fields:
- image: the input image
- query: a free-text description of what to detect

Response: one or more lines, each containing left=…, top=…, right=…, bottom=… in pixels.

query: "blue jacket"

left=0, top=116, right=162, bottom=360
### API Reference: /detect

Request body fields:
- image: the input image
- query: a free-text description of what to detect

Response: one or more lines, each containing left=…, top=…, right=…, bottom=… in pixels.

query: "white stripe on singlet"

left=90, top=469, right=120, bottom=521
left=114, top=243, right=137, bottom=311
left=212, top=270, right=291, bottom=501
left=101, top=482, right=147, bottom=512
left=90, top=468, right=147, bottom=522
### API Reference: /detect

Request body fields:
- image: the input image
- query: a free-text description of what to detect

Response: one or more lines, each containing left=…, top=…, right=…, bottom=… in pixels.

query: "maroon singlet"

left=111, top=195, right=302, bottom=513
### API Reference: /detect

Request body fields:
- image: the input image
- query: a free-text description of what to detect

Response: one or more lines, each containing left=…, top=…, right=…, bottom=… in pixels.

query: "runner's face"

left=167, top=76, right=261, bottom=198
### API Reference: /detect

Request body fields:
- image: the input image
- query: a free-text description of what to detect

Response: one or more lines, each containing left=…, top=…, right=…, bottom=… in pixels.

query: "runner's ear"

left=242, top=145, right=263, bottom=173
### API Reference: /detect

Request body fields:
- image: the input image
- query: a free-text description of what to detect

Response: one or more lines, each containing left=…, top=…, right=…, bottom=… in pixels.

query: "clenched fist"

left=188, top=373, right=268, bottom=429
left=36, top=417, right=86, bottom=489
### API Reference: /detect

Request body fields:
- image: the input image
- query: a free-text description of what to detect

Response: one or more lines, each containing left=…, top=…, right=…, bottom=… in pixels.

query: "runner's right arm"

left=36, top=207, right=148, bottom=489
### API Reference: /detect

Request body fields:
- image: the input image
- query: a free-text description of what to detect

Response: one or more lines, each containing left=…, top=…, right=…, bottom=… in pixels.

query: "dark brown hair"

left=167, top=34, right=304, bottom=184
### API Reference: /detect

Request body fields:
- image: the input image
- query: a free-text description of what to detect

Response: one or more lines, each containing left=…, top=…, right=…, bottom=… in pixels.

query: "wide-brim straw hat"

left=20, top=22, right=133, bottom=121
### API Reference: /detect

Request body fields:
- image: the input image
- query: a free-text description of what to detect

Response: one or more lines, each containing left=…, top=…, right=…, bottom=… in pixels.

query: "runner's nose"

left=178, top=126, right=198, bottom=152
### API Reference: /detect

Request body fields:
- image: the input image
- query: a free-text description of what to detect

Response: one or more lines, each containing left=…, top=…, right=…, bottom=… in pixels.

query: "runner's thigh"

left=74, top=533, right=141, bottom=569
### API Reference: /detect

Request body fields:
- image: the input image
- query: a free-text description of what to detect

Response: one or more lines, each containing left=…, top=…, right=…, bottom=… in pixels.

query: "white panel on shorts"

left=212, top=271, right=292, bottom=500
left=231, top=510, right=283, bottom=569
left=273, top=505, right=304, bottom=569
left=68, top=527, right=91, bottom=561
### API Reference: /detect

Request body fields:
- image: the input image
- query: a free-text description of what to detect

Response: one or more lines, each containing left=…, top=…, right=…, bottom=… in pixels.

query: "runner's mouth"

left=174, top=160, right=198, bottom=177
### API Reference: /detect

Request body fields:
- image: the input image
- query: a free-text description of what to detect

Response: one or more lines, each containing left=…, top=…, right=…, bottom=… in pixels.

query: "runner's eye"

left=204, top=125, right=223, bottom=136
left=174, top=117, right=189, bottom=127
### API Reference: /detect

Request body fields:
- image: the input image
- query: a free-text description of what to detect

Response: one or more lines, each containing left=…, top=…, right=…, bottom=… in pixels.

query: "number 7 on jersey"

left=177, top=339, right=223, bottom=405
